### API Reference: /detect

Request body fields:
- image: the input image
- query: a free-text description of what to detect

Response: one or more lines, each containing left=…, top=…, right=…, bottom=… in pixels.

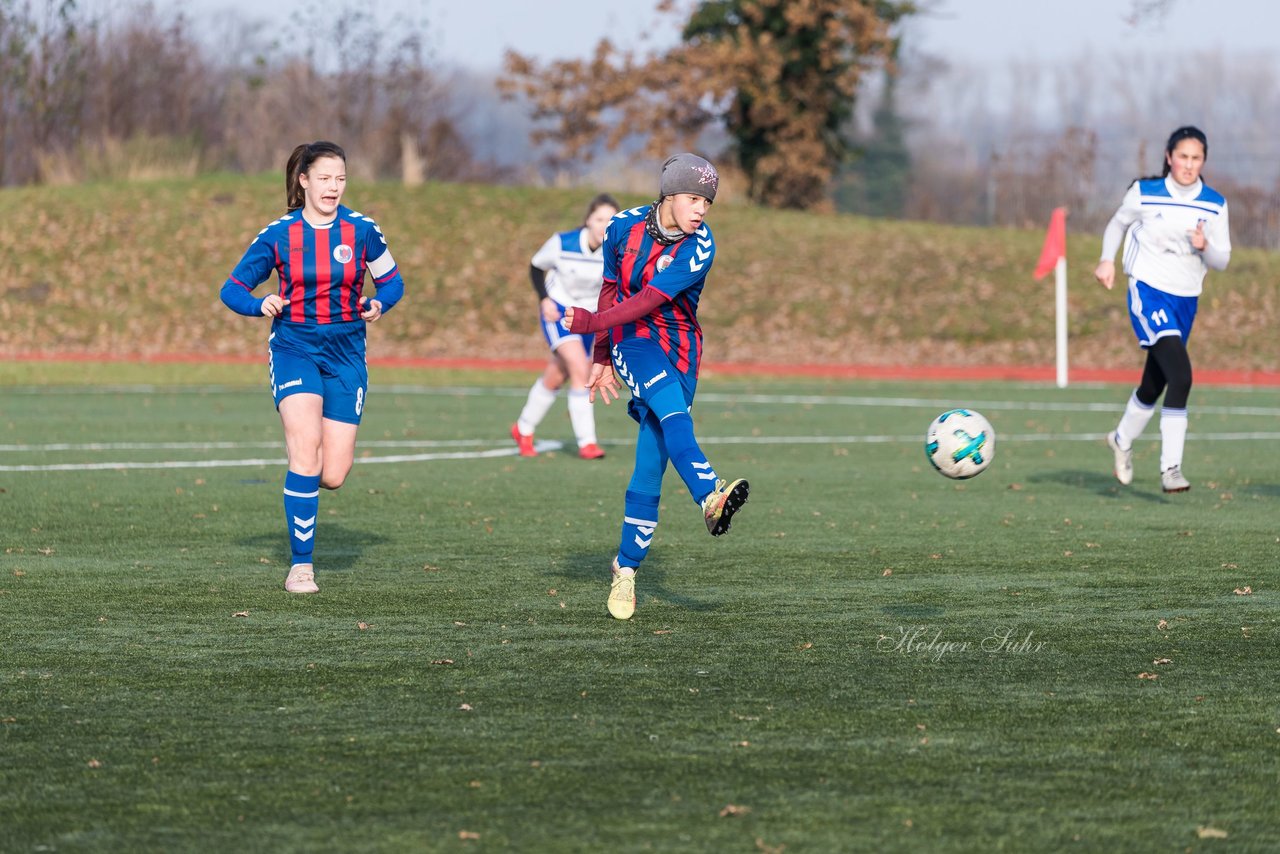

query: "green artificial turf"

left=1, top=366, right=1275, bottom=852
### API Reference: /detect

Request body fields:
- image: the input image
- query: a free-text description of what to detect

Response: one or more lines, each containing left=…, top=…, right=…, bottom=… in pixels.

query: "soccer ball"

left=925, top=409, right=995, bottom=479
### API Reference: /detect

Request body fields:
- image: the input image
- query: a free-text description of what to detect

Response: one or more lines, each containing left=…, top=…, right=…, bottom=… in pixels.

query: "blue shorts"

left=541, top=301, right=594, bottom=356
left=1127, top=279, right=1198, bottom=348
left=268, top=319, right=368, bottom=425
left=611, top=337, right=697, bottom=425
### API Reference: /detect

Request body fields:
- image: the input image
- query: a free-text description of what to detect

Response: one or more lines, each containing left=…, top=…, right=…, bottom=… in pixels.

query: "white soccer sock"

left=1115, top=391, right=1156, bottom=450
left=567, top=388, right=597, bottom=447
left=1159, top=407, right=1188, bottom=472
left=517, top=379, right=558, bottom=435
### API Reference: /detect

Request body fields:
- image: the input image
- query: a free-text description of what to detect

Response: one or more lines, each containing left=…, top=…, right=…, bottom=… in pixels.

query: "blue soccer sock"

left=283, top=470, right=321, bottom=565
left=660, top=410, right=718, bottom=505
left=617, top=490, right=660, bottom=569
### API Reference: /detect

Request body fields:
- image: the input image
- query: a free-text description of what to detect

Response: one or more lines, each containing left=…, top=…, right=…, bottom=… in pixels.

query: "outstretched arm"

left=564, top=285, right=668, bottom=334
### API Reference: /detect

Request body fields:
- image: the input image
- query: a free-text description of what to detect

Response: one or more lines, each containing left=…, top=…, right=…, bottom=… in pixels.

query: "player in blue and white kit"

left=510, top=193, right=619, bottom=459
left=564, top=154, right=749, bottom=620
left=1095, top=126, right=1231, bottom=493
left=220, top=141, right=405, bottom=592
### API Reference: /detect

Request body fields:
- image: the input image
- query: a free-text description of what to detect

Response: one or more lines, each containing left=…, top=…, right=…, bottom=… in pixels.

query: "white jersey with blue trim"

left=531, top=228, right=606, bottom=309
left=1100, top=176, right=1231, bottom=298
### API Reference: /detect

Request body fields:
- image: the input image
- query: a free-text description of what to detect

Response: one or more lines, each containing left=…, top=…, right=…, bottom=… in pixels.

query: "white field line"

left=2, top=433, right=1279, bottom=473
left=4, top=385, right=1278, bottom=472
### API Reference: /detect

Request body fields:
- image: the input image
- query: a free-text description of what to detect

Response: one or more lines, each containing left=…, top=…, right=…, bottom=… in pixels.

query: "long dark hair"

left=583, top=192, right=620, bottom=223
left=1137, top=125, right=1207, bottom=183
left=285, top=141, right=346, bottom=210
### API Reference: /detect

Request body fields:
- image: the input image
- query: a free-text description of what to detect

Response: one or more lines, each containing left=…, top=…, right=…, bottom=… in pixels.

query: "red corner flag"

left=1033, top=207, right=1067, bottom=279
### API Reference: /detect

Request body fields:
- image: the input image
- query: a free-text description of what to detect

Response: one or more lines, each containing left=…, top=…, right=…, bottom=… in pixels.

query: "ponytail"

left=285, top=141, right=347, bottom=210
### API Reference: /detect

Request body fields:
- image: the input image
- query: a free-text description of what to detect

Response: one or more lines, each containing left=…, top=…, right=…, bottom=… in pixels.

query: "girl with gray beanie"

left=563, top=153, right=751, bottom=620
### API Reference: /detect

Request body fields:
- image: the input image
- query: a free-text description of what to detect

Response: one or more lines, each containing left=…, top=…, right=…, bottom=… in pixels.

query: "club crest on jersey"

left=655, top=255, right=674, bottom=273
left=333, top=244, right=354, bottom=264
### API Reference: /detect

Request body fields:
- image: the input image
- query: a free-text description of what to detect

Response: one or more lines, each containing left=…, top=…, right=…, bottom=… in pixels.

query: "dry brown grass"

left=2, top=175, right=1277, bottom=373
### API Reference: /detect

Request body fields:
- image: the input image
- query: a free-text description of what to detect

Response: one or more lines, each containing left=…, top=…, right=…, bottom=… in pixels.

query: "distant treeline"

left=2, top=1, right=1278, bottom=249
left=0, top=0, right=502, bottom=187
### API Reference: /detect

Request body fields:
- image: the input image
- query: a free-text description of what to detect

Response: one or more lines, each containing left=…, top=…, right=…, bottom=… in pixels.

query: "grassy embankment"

left=3, top=174, right=1278, bottom=374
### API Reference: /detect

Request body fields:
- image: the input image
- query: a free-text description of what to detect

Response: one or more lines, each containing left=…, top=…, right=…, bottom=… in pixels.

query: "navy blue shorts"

left=268, top=319, right=368, bottom=425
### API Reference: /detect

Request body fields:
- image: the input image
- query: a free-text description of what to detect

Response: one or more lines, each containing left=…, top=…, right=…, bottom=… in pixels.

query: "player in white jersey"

left=1095, top=126, right=1231, bottom=493
left=511, top=193, right=620, bottom=459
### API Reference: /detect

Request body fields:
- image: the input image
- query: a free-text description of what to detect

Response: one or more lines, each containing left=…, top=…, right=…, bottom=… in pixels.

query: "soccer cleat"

left=607, top=558, right=636, bottom=620
left=1161, top=465, right=1190, bottom=494
left=285, top=563, right=319, bottom=593
left=511, top=423, right=537, bottom=457
left=702, top=477, right=750, bottom=537
left=578, top=443, right=606, bottom=460
left=1107, top=431, right=1134, bottom=486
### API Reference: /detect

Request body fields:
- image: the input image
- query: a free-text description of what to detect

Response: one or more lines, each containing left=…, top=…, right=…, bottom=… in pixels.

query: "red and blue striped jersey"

left=601, top=205, right=715, bottom=377
left=221, top=205, right=403, bottom=323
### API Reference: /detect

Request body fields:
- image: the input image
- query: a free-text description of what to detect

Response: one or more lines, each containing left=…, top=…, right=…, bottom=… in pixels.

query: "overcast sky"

left=160, top=0, right=1279, bottom=71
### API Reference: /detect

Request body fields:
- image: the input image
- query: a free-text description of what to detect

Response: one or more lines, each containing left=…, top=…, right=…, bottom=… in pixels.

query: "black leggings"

left=1135, top=337, right=1193, bottom=409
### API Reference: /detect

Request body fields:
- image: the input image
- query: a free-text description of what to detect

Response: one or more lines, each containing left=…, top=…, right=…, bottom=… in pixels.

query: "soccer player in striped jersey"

left=1095, top=126, right=1231, bottom=494
left=510, top=193, right=619, bottom=459
left=563, top=153, right=749, bottom=620
left=220, top=141, right=405, bottom=592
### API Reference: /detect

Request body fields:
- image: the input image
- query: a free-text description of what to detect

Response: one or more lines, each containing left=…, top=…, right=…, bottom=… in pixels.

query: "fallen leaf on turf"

left=882, top=568, right=893, bottom=576
left=453, top=621, right=467, bottom=627
left=1196, top=826, right=1228, bottom=839
left=734, top=741, right=750, bottom=748
left=755, top=838, right=786, bottom=854
left=1152, top=658, right=1171, bottom=665
left=431, top=659, right=454, bottom=666
left=1221, top=563, right=1237, bottom=569
left=258, top=557, right=271, bottom=564
left=720, top=804, right=750, bottom=817
left=1233, top=587, right=1252, bottom=595
left=87, top=759, right=102, bottom=768
left=458, top=830, right=480, bottom=840
left=653, top=629, right=672, bottom=635
left=547, top=589, right=557, bottom=596
left=37, top=548, right=54, bottom=555
left=1137, top=672, right=1158, bottom=680
left=1157, top=619, right=1169, bottom=631
left=798, top=642, right=813, bottom=650
left=459, top=703, right=473, bottom=711
left=357, top=622, right=372, bottom=630
left=232, top=611, right=249, bottom=618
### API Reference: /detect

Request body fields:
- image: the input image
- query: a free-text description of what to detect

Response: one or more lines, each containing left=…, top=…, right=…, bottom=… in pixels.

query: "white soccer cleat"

left=1161, top=465, right=1190, bottom=494
left=1107, top=431, right=1133, bottom=486
left=285, top=563, right=319, bottom=593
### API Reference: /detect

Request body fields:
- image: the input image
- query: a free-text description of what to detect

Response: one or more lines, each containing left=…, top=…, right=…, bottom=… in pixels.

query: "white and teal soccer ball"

left=925, top=409, right=995, bottom=479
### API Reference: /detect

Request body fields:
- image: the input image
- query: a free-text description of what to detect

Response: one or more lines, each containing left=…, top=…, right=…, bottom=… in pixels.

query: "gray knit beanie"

left=659, top=153, right=718, bottom=202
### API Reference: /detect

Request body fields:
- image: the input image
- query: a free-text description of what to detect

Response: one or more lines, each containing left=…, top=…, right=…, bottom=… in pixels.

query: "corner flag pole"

left=1033, top=207, right=1069, bottom=388
left=1054, top=255, right=1068, bottom=388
